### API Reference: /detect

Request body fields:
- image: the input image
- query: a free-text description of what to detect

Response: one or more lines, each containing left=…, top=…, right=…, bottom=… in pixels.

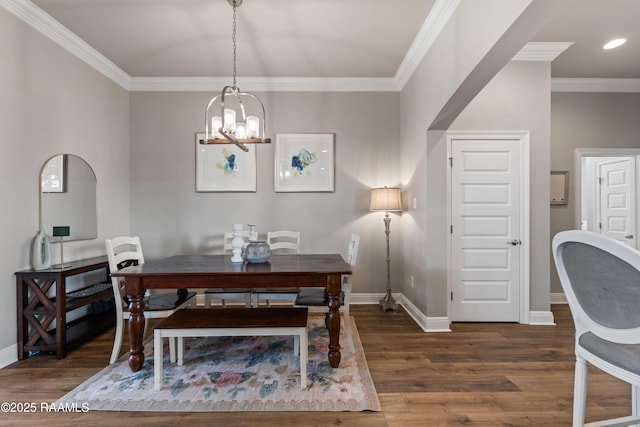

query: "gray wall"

left=451, top=61, right=552, bottom=311
left=0, top=8, right=130, bottom=353
left=399, top=0, right=552, bottom=318
left=549, top=92, right=640, bottom=293
left=129, top=91, right=401, bottom=296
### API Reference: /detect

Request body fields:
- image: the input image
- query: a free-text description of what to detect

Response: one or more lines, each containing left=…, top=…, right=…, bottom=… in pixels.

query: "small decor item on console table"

left=32, top=229, right=52, bottom=270
left=52, top=226, right=70, bottom=269
left=231, top=224, right=245, bottom=263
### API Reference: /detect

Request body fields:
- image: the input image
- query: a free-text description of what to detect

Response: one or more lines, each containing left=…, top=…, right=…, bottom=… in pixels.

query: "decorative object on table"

left=248, top=224, right=258, bottom=242
left=31, top=230, right=52, bottom=271
left=274, top=133, right=335, bottom=192
left=370, top=187, right=403, bottom=312
left=198, top=0, right=270, bottom=152
left=243, top=240, right=271, bottom=264
left=195, top=134, right=257, bottom=192
left=55, top=315, right=380, bottom=412
left=231, top=223, right=245, bottom=263
left=52, top=226, right=70, bottom=269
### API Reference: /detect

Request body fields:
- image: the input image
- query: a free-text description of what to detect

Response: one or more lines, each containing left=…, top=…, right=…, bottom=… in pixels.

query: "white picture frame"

left=195, top=133, right=257, bottom=192
left=274, top=133, right=335, bottom=192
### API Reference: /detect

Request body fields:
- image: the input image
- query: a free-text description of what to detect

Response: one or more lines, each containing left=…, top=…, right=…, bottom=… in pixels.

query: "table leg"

left=326, top=274, right=341, bottom=368
left=127, top=279, right=146, bottom=372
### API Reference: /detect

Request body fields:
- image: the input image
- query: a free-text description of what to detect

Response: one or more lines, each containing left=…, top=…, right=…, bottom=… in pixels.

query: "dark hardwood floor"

left=0, top=305, right=630, bottom=426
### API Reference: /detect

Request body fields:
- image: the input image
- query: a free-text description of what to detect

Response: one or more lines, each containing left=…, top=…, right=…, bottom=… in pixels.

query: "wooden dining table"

left=111, top=254, right=351, bottom=372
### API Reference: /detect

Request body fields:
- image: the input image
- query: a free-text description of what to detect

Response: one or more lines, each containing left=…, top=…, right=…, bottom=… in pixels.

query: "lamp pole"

left=380, top=211, right=398, bottom=312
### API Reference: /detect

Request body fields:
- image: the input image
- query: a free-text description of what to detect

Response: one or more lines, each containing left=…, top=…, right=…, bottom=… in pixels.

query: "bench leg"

left=177, top=337, right=184, bottom=365
left=169, top=337, right=176, bottom=363
left=154, top=330, right=163, bottom=390
left=299, top=327, right=308, bottom=389
left=293, top=335, right=299, bottom=356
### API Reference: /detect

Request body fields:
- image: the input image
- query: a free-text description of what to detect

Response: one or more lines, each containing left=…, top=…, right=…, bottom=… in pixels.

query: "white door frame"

left=575, top=148, right=640, bottom=232
left=446, top=131, right=530, bottom=324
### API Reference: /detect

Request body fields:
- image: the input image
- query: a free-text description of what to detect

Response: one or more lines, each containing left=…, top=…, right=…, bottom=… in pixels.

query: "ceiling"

left=20, top=0, right=640, bottom=81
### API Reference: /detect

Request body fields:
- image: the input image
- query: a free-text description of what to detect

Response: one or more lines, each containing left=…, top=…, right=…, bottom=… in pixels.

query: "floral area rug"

left=56, top=315, right=380, bottom=412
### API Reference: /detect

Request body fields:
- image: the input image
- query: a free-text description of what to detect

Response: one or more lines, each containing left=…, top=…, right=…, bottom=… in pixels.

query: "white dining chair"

left=295, top=233, right=359, bottom=318
left=105, top=236, right=196, bottom=364
left=252, top=230, right=301, bottom=307
left=204, top=231, right=253, bottom=307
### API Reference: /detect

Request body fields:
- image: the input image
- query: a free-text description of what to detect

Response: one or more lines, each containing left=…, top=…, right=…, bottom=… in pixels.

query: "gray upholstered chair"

left=553, top=230, right=640, bottom=427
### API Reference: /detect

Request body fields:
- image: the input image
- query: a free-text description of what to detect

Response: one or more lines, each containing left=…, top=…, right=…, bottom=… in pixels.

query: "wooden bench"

left=153, top=307, right=309, bottom=390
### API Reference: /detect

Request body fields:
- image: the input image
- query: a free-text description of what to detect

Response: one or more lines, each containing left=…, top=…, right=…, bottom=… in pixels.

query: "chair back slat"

left=267, top=230, right=300, bottom=254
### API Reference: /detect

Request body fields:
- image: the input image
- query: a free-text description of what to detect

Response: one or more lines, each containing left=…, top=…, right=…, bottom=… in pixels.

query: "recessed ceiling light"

left=603, top=38, right=626, bottom=50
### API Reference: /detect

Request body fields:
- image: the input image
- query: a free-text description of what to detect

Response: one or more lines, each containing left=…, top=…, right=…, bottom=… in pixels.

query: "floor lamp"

left=370, top=187, right=403, bottom=312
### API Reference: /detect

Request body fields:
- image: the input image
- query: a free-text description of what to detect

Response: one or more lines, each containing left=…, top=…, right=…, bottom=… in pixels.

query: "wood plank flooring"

left=0, top=305, right=631, bottom=426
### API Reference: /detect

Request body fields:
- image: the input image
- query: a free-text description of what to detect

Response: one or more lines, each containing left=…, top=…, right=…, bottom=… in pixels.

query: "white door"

left=449, top=137, right=524, bottom=322
left=596, top=158, right=636, bottom=247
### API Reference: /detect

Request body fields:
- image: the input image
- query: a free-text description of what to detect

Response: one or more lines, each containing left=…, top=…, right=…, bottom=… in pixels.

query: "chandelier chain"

left=232, top=2, right=237, bottom=89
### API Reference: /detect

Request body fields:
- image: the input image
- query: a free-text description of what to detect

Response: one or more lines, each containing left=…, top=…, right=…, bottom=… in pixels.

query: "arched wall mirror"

left=575, top=148, right=640, bottom=250
left=40, top=154, right=97, bottom=241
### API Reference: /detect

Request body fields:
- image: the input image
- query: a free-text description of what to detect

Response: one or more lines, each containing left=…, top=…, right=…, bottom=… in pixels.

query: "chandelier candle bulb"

left=246, top=116, right=259, bottom=138
left=212, top=116, right=223, bottom=137
left=236, top=122, right=247, bottom=139
left=224, top=109, right=236, bottom=133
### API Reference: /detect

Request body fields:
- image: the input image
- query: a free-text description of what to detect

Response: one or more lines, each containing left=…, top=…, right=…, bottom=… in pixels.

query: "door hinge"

left=599, top=222, right=602, bottom=230
left=450, top=225, right=453, bottom=234
left=450, top=291, right=453, bottom=301
left=449, top=156, right=453, bottom=167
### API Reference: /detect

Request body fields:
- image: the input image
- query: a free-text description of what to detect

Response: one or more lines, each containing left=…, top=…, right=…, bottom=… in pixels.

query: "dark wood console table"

left=16, top=256, right=115, bottom=360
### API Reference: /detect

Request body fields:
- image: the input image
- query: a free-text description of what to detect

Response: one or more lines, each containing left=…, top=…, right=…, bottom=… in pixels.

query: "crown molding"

left=394, top=0, right=461, bottom=90
left=552, top=78, right=640, bottom=93
left=1, top=0, right=132, bottom=89
left=512, top=42, right=573, bottom=61
left=129, top=76, right=399, bottom=92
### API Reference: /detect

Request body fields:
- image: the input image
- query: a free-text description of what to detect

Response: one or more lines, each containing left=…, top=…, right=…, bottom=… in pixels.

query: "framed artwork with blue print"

left=274, top=133, right=335, bottom=192
left=195, top=133, right=257, bottom=192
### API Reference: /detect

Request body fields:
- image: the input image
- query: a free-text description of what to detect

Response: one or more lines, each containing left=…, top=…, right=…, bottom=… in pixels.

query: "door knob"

left=508, top=239, right=521, bottom=246
left=625, top=235, right=634, bottom=239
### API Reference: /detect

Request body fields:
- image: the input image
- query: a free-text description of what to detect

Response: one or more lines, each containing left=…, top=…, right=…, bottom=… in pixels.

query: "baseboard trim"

left=528, top=311, right=556, bottom=325
left=351, top=293, right=451, bottom=332
left=0, top=344, right=17, bottom=369
left=550, top=292, right=567, bottom=304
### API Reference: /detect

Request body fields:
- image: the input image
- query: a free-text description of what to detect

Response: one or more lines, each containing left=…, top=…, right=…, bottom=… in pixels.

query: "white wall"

left=0, top=8, right=130, bottom=357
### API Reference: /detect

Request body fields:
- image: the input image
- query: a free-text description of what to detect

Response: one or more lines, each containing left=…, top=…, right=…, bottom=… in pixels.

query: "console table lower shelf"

left=16, top=256, right=115, bottom=360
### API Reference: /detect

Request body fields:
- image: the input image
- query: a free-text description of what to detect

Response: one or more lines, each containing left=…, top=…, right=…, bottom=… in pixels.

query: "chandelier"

left=200, top=0, right=270, bottom=152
